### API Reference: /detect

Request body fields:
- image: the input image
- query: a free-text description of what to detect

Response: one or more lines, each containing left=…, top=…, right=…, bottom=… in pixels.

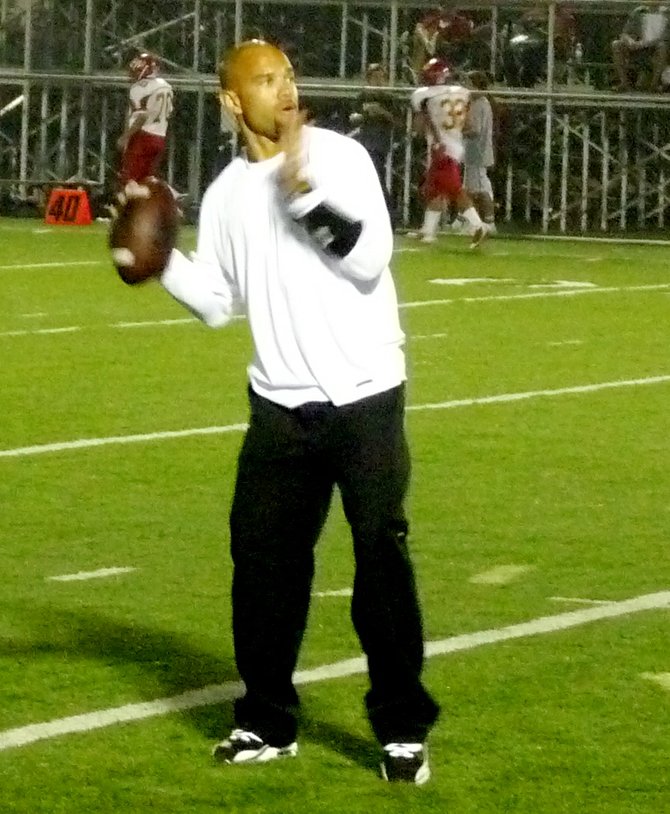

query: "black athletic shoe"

left=212, top=729, right=298, bottom=764
left=381, top=742, right=430, bottom=785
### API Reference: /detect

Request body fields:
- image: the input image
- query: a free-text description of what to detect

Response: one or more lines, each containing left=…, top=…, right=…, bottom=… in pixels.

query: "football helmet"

left=420, top=57, right=452, bottom=86
left=128, top=52, right=159, bottom=81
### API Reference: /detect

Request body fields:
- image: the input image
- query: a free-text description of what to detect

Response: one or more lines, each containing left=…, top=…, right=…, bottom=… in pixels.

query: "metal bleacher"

left=1, top=0, right=670, bottom=237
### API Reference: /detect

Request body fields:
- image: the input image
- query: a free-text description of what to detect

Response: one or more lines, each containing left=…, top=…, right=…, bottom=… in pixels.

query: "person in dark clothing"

left=350, top=63, right=399, bottom=226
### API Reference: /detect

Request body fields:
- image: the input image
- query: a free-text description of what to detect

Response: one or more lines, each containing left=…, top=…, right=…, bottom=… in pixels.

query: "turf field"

left=1, top=218, right=668, bottom=813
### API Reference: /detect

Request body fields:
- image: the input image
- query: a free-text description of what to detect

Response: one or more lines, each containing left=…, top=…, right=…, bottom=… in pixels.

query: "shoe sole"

left=213, top=742, right=298, bottom=764
left=380, top=760, right=431, bottom=785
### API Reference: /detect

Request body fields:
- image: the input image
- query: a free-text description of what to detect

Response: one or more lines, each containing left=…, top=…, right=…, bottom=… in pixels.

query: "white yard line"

left=549, top=596, right=614, bottom=606
left=36, top=326, right=80, bottom=335
left=113, top=318, right=197, bottom=328
left=0, top=283, right=667, bottom=338
left=0, top=261, right=105, bottom=271
left=1, top=588, right=667, bottom=752
left=313, top=588, right=353, bottom=598
left=0, top=424, right=249, bottom=459
left=400, top=282, right=670, bottom=309
left=2, top=374, right=670, bottom=459
left=641, top=672, right=670, bottom=692
left=404, top=374, right=670, bottom=413
left=47, top=567, right=137, bottom=583
left=469, top=565, right=534, bottom=585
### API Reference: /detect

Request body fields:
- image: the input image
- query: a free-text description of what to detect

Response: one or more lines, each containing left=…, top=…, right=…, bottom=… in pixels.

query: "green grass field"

left=1, top=218, right=669, bottom=813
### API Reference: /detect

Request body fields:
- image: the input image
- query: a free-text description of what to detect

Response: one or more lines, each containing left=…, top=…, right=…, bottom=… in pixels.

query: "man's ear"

left=219, top=89, right=241, bottom=118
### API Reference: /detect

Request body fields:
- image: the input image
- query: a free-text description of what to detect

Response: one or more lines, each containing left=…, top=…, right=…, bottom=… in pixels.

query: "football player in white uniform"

left=410, top=58, right=486, bottom=246
left=117, top=52, right=174, bottom=188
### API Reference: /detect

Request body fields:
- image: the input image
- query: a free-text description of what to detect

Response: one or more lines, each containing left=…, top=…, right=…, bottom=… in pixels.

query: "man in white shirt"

left=410, top=57, right=486, bottom=245
left=117, top=52, right=174, bottom=187
left=158, top=40, right=439, bottom=784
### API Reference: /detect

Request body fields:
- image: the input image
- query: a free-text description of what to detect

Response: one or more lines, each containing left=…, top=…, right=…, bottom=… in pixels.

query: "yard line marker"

left=548, top=339, right=583, bottom=346
left=0, top=589, right=667, bottom=752
left=549, top=596, right=614, bottom=606
left=0, top=326, right=80, bottom=337
left=0, top=283, right=667, bottom=340
left=113, top=318, right=197, bottom=328
left=529, top=280, right=597, bottom=289
left=641, top=672, right=670, bottom=692
left=47, top=567, right=137, bottom=583
left=36, top=327, right=80, bottom=335
left=412, top=332, right=449, bottom=340
left=469, top=565, right=534, bottom=585
left=0, top=424, right=249, bottom=458
left=113, top=316, right=244, bottom=328
left=313, top=588, right=353, bottom=598
left=428, top=277, right=513, bottom=286
left=405, top=374, right=670, bottom=413
left=401, top=282, right=670, bottom=308
left=530, top=233, right=670, bottom=246
left=2, top=375, right=670, bottom=459
left=0, top=261, right=105, bottom=271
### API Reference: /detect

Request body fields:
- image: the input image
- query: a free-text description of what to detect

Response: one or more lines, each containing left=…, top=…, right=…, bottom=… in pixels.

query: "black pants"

left=368, top=149, right=397, bottom=229
left=230, top=384, right=440, bottom=747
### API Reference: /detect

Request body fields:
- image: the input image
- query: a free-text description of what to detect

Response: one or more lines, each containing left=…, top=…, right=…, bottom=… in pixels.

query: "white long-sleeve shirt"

left=161, top=126, right=405, bottom=408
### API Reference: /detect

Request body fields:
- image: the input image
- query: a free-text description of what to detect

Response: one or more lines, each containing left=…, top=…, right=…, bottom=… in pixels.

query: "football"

left=109, top=177, right=179, bottom=285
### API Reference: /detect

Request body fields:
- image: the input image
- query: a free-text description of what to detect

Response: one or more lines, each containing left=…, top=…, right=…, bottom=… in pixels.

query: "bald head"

left=217, top=38, right=299, bottom=155
left=218, top=39, right=289, bottom=91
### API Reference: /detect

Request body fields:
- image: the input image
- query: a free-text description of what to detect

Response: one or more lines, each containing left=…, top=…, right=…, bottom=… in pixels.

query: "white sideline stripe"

left=412, top=332, right=449, bottom=340
left=37, top=326, right=80, bottom=335
left=1, top=589, right=668, bottom=752
left=549, top=596, right=614, bottom=606
left=2, top=375, right=670, bottom=459
left=469, top=565, right=534, bottom=585
left=641, top=672, right=670, bottom=692
left=0, top=283, right=667, bottom=338
left=548, top=339, right=583, bottom=346
left=400, top=282, right=670, bottom=309
left=313, top=588, right=353, bottom=598
left=531, top=233, right=670, bottom=247
left=404, top=374, right=670, bottom=413
left=47, top=567, right=137, bottom=582
left=0, top=261, right=104, bottom=271
left=113, top=318, right=197, bottom=328
left=0, top=424, right=249, bottom=459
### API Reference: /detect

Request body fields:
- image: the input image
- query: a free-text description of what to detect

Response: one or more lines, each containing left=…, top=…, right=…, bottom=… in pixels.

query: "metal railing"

left=1, top=0, right=669, bottom=236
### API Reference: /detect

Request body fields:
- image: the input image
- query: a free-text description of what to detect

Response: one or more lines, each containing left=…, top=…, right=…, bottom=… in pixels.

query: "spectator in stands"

left=611, top=4, right=669, bottom=91
left=435, top=4, right=476, bottom=71
left=502, top=2, right=577, bottom=86
left=409, top=8, right=446, bottom=82
left=349, top=63, right=398, bottom=225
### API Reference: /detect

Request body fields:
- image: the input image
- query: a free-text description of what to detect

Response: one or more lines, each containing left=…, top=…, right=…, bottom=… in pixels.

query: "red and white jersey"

left=411, top=84, right=470, bottom=162
left=128, top=76, right=173, bottom=138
